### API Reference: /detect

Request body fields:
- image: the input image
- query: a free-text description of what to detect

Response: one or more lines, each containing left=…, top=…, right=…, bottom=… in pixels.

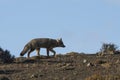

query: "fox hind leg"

left=46, top=48, right=50, bottom=57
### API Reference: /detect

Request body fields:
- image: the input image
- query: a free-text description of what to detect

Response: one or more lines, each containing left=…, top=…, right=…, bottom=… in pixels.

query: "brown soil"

left=0, top=52, right=120, bottom=80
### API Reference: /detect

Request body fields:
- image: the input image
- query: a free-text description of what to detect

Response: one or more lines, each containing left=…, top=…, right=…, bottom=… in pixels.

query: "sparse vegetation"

left=101, top=43, right=118, bottom=54
left=0, top=47, right=15, bottom=63
left=97, top=43, right=118, bottom=56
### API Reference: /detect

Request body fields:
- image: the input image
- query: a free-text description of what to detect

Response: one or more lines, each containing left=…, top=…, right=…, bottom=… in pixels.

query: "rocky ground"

left=0, top=52, right=120, bottom=80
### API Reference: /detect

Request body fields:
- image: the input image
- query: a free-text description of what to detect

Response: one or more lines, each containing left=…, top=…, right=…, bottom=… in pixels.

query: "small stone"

left=31, top=74, right=38, bottom=78
left=87, top=63, right=94, bottom=67
left=83, top=59, right=87, bottom=63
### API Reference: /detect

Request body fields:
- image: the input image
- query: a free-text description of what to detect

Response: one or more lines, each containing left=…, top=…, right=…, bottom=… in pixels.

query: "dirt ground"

left=0, top=52, right=120, bottom=80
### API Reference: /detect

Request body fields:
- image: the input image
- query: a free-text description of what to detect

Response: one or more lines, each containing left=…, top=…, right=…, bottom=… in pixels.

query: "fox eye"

left=60, top=41, right=63, bottom=44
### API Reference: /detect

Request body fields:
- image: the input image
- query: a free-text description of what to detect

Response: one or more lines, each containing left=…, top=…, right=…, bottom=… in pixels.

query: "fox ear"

left=57, top=38, right=60, bottom=42
left=60, top=38, right=62, bottom=41
left=58, top=38, right=62, bottom=41
left=60, top=38, right=62, bottom=40
left=57, top=38, right=61, bottom=42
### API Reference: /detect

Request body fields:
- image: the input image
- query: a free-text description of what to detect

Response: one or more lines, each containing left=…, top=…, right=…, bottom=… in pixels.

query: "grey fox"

left=20, top=38, right=65, bottom=58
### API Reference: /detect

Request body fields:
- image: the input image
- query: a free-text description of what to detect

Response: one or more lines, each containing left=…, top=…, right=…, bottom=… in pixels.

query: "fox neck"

left=56, top=39, right=60, bottom=47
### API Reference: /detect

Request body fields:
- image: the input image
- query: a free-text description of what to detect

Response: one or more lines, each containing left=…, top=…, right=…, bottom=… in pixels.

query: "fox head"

left=57, top=38, right=66, bottom=47
left=20, top=52, right=24, bottom=56
left=20, top=45, right=29, bottom=57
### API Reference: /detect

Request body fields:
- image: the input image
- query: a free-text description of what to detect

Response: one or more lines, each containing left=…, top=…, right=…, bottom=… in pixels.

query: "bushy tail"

left=20, top=44, right=29, bottom=56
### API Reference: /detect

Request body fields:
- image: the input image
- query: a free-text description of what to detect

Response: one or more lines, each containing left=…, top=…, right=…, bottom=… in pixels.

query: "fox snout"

left=61, top=44, right=65, bottom=47
left=59, top=43, right=66, bottom=47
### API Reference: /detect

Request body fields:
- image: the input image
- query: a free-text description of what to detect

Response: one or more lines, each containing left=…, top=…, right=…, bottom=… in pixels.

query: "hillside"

left=0, top=52, right=120, bottom=80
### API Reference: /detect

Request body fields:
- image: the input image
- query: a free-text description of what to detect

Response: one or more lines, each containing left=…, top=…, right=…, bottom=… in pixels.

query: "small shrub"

left=99, top=43, right=118, bottom=55
left=0, top=47, right=15, bottom=63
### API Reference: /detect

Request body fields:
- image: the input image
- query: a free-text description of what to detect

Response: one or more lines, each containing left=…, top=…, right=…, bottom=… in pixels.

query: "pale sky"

left=0, top=0, right=120, bottom=57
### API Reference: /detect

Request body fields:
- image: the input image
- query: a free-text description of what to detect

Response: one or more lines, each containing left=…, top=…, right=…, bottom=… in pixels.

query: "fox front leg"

left=27, top=49, right=34, bottom=58
left=49, top=49, right=56, bottom=57
left=36, top=48, right=40, bottom=56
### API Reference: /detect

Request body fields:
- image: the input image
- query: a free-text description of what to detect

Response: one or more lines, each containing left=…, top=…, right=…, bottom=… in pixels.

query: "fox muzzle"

left=61, top=45, right=66, bottom=47
left=20, top=53, right=24, bottom=56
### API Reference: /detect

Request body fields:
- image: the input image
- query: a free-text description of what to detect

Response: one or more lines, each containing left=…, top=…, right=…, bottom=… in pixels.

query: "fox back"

left=29, top=38, right=65, bottom=48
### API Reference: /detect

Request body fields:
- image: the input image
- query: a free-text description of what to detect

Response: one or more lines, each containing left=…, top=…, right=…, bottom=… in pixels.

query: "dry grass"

left=0, top=52, right=120, bottom=80
left=85, top=74, right=120, bottom=80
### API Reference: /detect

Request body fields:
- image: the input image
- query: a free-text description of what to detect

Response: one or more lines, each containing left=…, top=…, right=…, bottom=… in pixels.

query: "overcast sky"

left=0, top=0, right=120, bottom=57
